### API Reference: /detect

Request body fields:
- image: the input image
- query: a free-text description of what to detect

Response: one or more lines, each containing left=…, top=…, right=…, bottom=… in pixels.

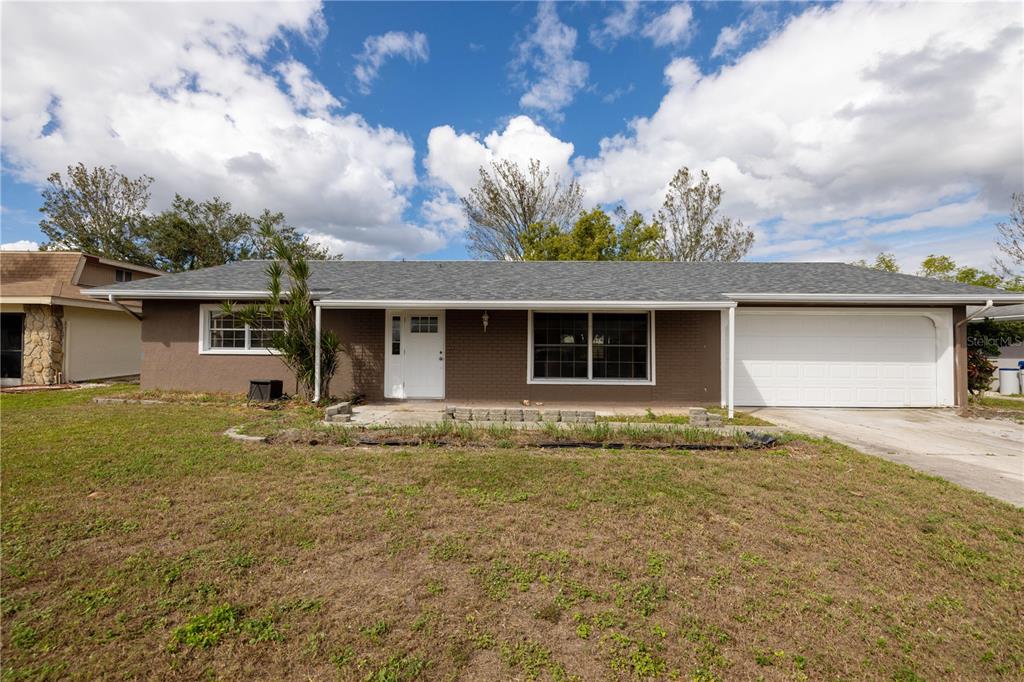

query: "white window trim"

left=527, top=309, right=656, bottom=386
left=198, top=303, right=282, bottom=356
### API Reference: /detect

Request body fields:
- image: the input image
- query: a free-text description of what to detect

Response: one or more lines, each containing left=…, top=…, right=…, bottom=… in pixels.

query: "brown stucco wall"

left=140, top=301, right=383, bottom=399
left=444, top=309, right=720, bottom=404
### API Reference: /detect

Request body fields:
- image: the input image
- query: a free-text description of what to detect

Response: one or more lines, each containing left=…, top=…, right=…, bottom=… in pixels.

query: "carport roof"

left=86, top=260, right=1024, bottom=305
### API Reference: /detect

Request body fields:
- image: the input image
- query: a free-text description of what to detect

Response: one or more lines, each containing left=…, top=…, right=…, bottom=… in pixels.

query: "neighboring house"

left=0, top=251, right=163, bottom=386
left=971, top=303, right=1024, bottom=382
left=85, top=261, right=1024, bottom=410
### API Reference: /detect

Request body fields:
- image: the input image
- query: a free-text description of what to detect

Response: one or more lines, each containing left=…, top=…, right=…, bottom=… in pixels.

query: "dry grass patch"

left=1, top=388, right=1022, bottom=680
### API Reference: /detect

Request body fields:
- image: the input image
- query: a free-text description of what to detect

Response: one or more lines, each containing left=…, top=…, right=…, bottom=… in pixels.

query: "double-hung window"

left=530, top=311, right=652, bottom=383
left=200, top=304, right=284, bottom=354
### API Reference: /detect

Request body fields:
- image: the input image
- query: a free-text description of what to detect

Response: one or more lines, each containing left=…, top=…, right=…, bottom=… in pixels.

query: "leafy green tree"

left=851, top=252, right=900, bottom=272
left=918, top=254, right=1021, bottom=290
left=462, top=159, right=584, bottom=260
left=140, top=196, right=331, bottom=271
left=967, top=319, right=1024, bottom=396
left=522, top=207, right=664, bottom=261
left=655, top=167, right=754, bottom=262
left=39, top=163, right=154, bottom=265
left=224, top=224, right=341, bottom=402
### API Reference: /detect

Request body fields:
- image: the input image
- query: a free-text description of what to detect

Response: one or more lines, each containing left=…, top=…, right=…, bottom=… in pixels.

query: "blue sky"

left=2, top=1, right=1021, bottom=269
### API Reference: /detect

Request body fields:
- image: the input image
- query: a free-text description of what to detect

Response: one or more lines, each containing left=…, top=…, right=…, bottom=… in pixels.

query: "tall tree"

left=38, top=163, right=154, bottom=264
left=522, top=207, right=664, bottom=261
left=851, top=252, right=900, bottom=272
left=139, top=197, right=331, bottom=271
left=462, top=159, right=583, bottom=260
left=655, top=167, right=754, bottom=262
left=995, top=192, right=1024, bottom=276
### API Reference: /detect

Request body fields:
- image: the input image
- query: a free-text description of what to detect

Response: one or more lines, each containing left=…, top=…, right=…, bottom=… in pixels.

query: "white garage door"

left=735, top=312, right=939, bottom=407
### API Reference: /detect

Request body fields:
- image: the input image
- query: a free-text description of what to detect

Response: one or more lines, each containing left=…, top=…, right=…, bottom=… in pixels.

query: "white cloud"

left=576, top=2, right=1023, bottom=266
left=0, top=240, right=40, bottom=251
left=425, top=115, right=575, bottom=197
left=590, top=1, right=640, bottom=49
left=712, top=6, right=776, bottom=59
left=1, top=2, right=441, bottom=259
left=513, top=2, right=588, bottom=119
left=642, top=3, right=694, bottom=48
left=276, top=60, right=343, bottom=116
left=353, top=31, right=429, bottom=95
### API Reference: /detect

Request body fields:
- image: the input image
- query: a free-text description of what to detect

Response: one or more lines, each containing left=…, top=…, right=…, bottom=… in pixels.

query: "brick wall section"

left=445, top=309, right=721, bottom=404
left=140, top=301, right=383, bottom=399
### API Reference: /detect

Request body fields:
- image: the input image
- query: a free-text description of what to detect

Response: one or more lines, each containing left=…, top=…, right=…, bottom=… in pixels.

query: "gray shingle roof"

left=88, top=260, right=1022, bottom=303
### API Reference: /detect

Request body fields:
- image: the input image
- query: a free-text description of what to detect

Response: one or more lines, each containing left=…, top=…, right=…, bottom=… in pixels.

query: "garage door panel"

left=735, top=313, right=938, bottom=407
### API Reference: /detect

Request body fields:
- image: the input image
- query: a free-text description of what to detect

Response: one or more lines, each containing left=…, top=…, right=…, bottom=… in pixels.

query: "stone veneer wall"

left=22, top=304, right=64, bottom=385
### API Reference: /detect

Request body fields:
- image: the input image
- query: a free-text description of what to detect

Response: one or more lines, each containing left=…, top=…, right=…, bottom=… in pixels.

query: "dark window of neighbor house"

left=533, top=312, right=588, bottom=379
left=115, top=269, right=132, bottom=282
left=592, top=313, right=648, bottom=379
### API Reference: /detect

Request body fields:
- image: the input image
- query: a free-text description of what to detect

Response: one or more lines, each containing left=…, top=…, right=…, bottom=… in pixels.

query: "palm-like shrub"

left=223, top=226, right=340, bottom=402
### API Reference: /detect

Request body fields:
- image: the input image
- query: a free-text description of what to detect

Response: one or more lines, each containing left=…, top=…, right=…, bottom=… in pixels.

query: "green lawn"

left=2, top=387, right=1022, bottom=680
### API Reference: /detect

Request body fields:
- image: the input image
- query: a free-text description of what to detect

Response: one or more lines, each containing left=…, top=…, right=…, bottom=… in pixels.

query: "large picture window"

left=200, top=305, right=284, bottom=354
left=530, top=311, right=651, bottom=383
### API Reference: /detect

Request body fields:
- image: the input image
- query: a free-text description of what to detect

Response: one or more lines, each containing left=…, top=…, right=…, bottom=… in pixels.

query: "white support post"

left=727, top=306, right=735, bottom=419
left=313, top=304, right=322, bottom=403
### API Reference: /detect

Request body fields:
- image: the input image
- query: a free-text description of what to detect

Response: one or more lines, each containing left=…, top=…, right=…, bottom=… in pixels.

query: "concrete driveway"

left=749, top=408, right=1024, bottom=507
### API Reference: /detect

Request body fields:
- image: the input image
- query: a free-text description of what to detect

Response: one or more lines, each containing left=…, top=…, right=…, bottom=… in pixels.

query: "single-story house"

left=85, top=260, right=1024, bottom=412
left=0, top=251, right=162, bottom=386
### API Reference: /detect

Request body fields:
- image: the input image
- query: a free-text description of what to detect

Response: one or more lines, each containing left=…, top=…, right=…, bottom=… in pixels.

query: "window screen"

left=208, top=312, right=246, bottom=349
left=532, top=313, right=588, bottom=379
left=248, top=312, right=285, bottom=348
left=591, top=313, right=648, bottom=379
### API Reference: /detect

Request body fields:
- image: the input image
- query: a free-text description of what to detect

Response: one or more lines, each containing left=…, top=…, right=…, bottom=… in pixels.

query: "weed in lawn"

left=500, top=638, right=567, bottom=681
left=242, top=614, right=282, bottom=644
left=10, top=621, right=40, bottom=650
left=364, top=652, right=429, bottom=682
left=607, top=632, right=667, bottom=678
left=429, top=535, right=471, bottom=562
left=622, top=579, right=667, bottom=617
left=361, top=619, right=392, bottom=643
left=535, top=602, right=562, bottom=623
left=172, top=604, right=240, bottom=649
left=424, top=579, right=446, bottom=596
left=472, top=559, right=538, bottom=600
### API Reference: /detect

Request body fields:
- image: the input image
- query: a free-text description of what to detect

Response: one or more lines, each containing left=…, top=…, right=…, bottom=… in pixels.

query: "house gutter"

left=107, top=294, right=143, bottom=321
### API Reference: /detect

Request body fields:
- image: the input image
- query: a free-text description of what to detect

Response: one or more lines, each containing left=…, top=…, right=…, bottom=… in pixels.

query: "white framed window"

left=527, top=310, right=655, bottom=385
left=198, top=304, right=284, bottom=355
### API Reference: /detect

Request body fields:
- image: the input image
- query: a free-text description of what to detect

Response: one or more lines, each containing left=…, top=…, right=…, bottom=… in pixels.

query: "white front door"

left=385, top=310, right=445, bottom=398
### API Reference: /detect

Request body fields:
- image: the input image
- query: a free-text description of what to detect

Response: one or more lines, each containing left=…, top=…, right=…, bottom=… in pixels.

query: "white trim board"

left=320, top=299, right=734, bottom=310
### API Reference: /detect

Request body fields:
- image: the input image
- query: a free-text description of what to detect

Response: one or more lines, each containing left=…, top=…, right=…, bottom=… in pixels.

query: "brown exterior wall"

left=140, top=301, right=383, bottom=399
left=953, top=305, right=968, bottom=408
left=444, top=309, right=720, bottom=404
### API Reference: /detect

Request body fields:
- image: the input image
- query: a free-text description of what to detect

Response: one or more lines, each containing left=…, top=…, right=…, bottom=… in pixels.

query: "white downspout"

left=727, top=306, right=735, bottom=419
left=313, top=303, right=322, bottom=404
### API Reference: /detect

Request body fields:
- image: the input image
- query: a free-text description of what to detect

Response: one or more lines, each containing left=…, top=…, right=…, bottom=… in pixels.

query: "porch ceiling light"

left=482, top=311, right=489, bottom=332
